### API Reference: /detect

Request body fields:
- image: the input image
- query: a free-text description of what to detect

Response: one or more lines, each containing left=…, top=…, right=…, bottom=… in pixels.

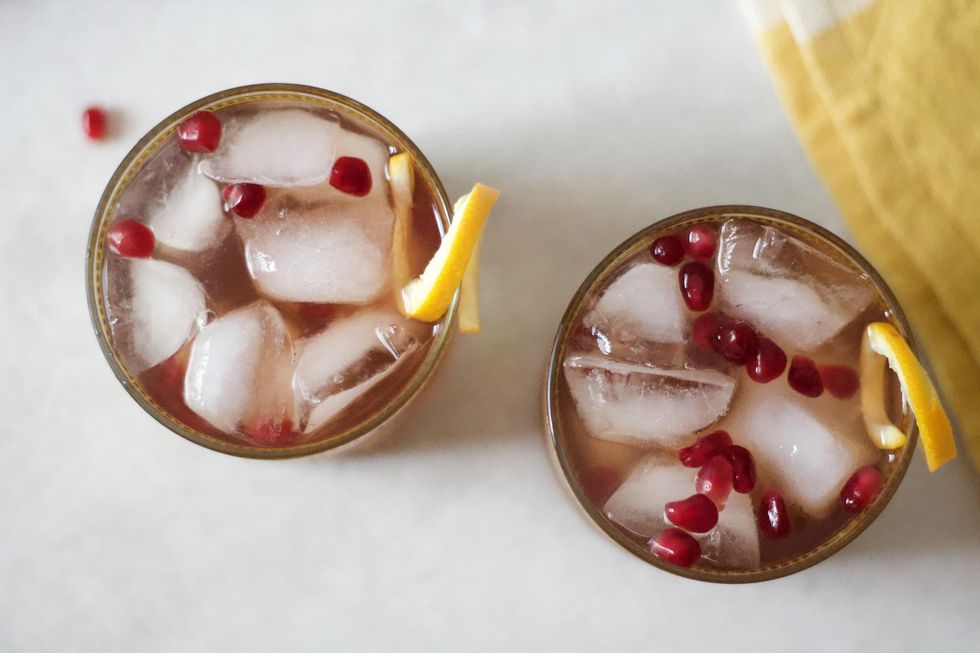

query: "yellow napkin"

left=739, top=0, right=979, bottom=472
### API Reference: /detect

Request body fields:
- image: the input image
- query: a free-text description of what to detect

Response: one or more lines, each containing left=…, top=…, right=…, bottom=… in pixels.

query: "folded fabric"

left=739, top=0, right=979, bottom=472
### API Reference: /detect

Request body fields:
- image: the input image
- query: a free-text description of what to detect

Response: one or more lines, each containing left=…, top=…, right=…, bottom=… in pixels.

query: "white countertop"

left=1, top=1, right=977, bottom=650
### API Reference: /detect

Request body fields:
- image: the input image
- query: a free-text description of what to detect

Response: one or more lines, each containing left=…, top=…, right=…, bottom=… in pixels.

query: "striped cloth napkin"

left=738, top=0, right=979, bottom=472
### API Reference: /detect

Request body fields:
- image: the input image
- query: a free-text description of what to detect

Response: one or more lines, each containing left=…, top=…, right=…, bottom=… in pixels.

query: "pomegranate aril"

left=723, top=445, right=756, bottom=494
left=649, top=528, right=701, bottom=568
left=665, top=494, right=719, bottom=533
left=582, top=466, right=621, bottom=506
left=82, top=106, right=107, bottom=140
left=176, top=110, right=222, bottom=153
left=747, top=337, right=787, bottom=383
left=329, top=156, right=372, bottom=196
left=696, top=455, right=734, bottom=508
left=106, top=219, right=154, bottom=258
left=678, top=261, right=714, bottom=311
left=222, top=183, right=267, bottom=218
left=840, top=465, right=882, bottom=512
left=715, top=320, right=759, bottom=365
left=691, top=312, right=723, bottom=350
left=819, top=364, right=860, bottom=399
left=788, top=355, right=824, bottom=397
left=650, top=235, right=685, bottom=266
left=683, top=224, right=718, bottom=261
left=679, top=430, right=733, bottom=467
left=248, top=417, right=295, bottom=446
left=758, top=489, right=791, bottom=539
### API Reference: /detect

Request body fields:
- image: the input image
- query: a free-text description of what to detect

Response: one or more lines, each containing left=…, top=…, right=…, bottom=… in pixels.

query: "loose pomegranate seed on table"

left=222, top=183, right=267, bottom=218
left=679, top=430, right=733, bottom=467
left=788, top=355, right=824, bottom=397
left=682, top=224, right=718, bottom=261
left=106, top=219, right=154, bottom=258
left=649, top=528, right=702, bottom=568
left=650, top=235, right=685, bottom=266
left=696, top=455, right=734, bottom=508
left=840, top=465, right=883, bottom=512
left=82, top=106, right=107, bottom=140
left=176, top=110, right=222, bottom=153
left=758, top=489, right=791, bottom=539
left=723, top=445, right=756, bottom=494
left=329, top=156, right=373, bottom=196
left=678, top=261, right=714, bottom=311
left=747, top=337, right=787, bottom=383
left=715, top=320, right=760, bottom=365
left=665, top=494, right=719, bottom=533
left=820, top=364, right=860, bottom=399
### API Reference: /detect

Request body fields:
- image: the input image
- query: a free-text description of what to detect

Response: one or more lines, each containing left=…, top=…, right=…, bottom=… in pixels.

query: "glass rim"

left=86, top=83, right=458, bottom=459
left=543, top=204, right=919, bottom=583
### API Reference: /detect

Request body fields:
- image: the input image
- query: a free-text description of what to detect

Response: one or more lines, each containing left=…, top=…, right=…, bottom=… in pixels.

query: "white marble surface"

left=1, top=1, right=977, bottom=651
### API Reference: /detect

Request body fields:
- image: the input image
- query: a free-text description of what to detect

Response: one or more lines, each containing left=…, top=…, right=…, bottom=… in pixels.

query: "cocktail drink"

left=545, top=206, right=921, bottom=581
left=87, top=85, right=460, bottom=457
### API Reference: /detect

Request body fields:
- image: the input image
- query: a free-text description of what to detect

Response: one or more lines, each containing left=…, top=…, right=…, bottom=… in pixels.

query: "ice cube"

left=238, top=198, right=394, bottom=304
left=108, top=258, right=207, bottom=372
left=293, top=309, right=426, bottom=433
left=184, top=301, right=294, bottom=435
left=700, top=493, right=760, bottom=570
left=604, top=457, right=760, bottom=569
left=603, top=457, right=692, bottom=536
left=716, top=220, right=873, bottom=351
left=199, top=109, right=340, bottom=187
left=563, top=354, right=735, bottom=447
left=730, top=389, right=876, bottom=518
left=584, top=262, right=688, bottom=345
left=146, top=167, right=229, bottom=252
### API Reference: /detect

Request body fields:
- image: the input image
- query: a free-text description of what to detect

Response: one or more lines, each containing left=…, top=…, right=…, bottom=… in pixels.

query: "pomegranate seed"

left=665, top=494, right=719, bottom=533
left=696, top=455, right=734, bottom=508
left=649, top=528, right=701, bottom=568
left=82, top=106, right=107, bottom=140
left=683, top=224, right=718, bottom=261
left=248, top=417, right=295, bottom=446
left=106, top=219, right=154, bottom=258
left=650, top=235, right=685, bottom=266
left=820, top=365, right=860, bottom=399
left=582, top=466, right=621, bottom=506
left=678, top=261, right=714, bottom=311
left=691, top=313, right=723, bottom=350
left=679, top=430, right=733, bottom=467
left=176, top=110, right=222, bottom=153
left=747, top=337, right=787, bottom=383
left=840, top=466, right=883, bottom=512
left=329, top=156, right=372, bottom=196
left=222, top=183, right=267, bottom=218
left=788, top=355, right=824, bottom=397
left=758, top=489, right=791, bottom=538
left=715, top=320, right=760, bottom=365
left=723, top=445, right=756, bottom=494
